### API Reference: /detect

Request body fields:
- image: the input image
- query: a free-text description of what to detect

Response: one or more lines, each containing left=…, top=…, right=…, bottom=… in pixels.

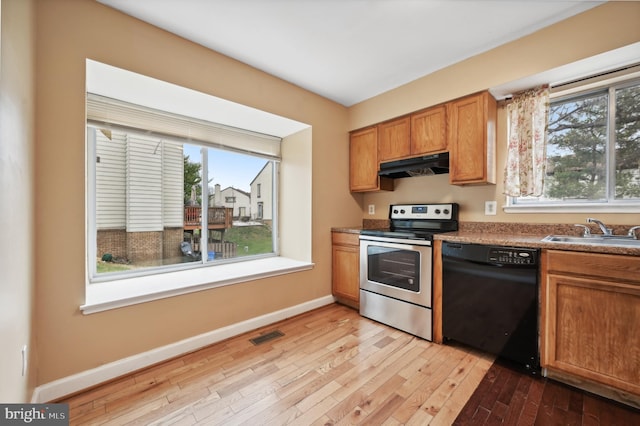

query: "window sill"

left=81, top=257, right=314, bottom=314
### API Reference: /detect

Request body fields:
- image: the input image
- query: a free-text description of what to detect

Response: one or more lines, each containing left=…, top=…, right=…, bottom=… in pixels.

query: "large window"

left=510, top=77, right=640, bottom=208
left=81, top=60, right=312, bottom=313
left=87, top=96, right=279, bottom=282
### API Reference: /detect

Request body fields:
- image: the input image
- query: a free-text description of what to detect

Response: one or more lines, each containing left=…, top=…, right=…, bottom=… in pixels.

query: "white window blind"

left=86, top=93, right=282, bottom=159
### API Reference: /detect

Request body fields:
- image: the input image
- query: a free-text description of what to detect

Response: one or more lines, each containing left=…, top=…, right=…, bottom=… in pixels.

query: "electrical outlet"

left=21, top=345, right=27, bottom=376
left=368, top=204, right=375, bottom=215
left=485, top=201, right=497, bottom=216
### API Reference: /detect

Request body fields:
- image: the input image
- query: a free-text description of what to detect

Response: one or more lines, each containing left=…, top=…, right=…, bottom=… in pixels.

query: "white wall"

left=0, top=0, right=35, bottom=402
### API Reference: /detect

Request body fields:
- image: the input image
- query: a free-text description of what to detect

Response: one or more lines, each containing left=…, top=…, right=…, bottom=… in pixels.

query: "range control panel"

left=488, top=248, right=537, bottom=265
left=390, top=203, right=457, bottom=220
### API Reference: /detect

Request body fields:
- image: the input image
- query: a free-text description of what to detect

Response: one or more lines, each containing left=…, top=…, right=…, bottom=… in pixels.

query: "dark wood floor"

left=454, top=358, right=640, bottom=425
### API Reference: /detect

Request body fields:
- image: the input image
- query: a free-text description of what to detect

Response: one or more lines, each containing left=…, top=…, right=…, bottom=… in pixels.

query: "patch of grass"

left=224, top=224, right=273, bottom=256
left=96, top=261, right=132, bottom=274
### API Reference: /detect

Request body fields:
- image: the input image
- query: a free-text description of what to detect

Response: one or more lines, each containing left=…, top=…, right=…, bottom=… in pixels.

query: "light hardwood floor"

left=62, top=303, right=494, bottom=425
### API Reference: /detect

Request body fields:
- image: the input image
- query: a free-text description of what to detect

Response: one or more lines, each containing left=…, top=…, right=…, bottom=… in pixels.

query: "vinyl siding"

left=96, top=131, right=185, bottom=231
left=162, top=142, right=184, bottom=227
left=251, top=162, right=273, bottom=220
left=126, top=135, right=163, bottom=232
left=96, top=130, right=126, bottom=229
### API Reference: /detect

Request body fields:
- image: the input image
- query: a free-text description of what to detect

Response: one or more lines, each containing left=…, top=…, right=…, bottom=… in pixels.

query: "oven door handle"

left=359, top=235, right=432, bottom=247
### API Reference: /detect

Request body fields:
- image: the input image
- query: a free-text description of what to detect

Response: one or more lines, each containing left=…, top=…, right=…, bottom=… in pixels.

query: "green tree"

left=184, top=154, right=202, bottom=205
left=544, top=84, right=640, bottom=201
left=615, top=85, right=640, bottom=198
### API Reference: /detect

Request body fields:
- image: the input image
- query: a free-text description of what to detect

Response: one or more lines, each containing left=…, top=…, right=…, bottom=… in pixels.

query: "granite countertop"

left=332, top=222, right=640, bottom=256
left=432, top=231, right=640, bottom=256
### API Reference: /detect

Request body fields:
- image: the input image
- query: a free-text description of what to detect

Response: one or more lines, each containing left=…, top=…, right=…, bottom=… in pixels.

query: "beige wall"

left=350, top=2, right=640, bottom=225
left=34, top=0, right=356, bottom=385
left=0, top=0, right=37, bottom=402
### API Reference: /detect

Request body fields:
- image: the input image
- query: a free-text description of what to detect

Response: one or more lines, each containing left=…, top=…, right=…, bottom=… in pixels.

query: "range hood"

left=378, top=152, right=449, bottom=178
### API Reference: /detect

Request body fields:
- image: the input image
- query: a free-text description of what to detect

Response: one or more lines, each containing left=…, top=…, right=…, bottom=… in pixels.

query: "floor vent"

left=250, top=330, right=284, bottom=345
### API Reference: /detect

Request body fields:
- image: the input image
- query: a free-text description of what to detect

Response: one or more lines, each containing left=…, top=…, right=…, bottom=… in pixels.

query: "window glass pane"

left=95, top=131, right=202, bottom=276
left=94, top=131, right=277, bottom=277
left=543, top=91, right=608, bottom=202
left=615, top=84, right=640, bottom=200
left=207, top=147, right=274, bottom=258
left=182, top=144, right=204, bottom=264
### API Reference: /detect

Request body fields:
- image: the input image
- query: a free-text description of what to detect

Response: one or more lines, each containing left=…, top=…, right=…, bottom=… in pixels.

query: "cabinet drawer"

left=546, top=250, right=640, bottom=284
left=332, top=232, right=360, bottom=246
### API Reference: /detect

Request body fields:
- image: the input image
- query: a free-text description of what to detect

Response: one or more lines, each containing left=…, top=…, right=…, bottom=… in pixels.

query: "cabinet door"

left=349, top=127, right=393, bottom=192
left=448, top=92, right=496, bottom=185
left=378, top=116, right=411, bottom=162
left=542, top=273, right=640, bottom=396
left=332, top=243, right=360, bottom=303
left=349, top=127, right=379, bottom=191
left=411, top=105, right=447, bottom=155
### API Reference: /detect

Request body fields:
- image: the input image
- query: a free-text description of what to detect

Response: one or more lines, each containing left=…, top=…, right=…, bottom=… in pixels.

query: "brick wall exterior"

left=96, top=229, right=127, bottom=259
left=97, top=228, right=185, bottom=263
left=163, top=227, right=184, bottom=259
left=126, top=231, right=163, bottom=262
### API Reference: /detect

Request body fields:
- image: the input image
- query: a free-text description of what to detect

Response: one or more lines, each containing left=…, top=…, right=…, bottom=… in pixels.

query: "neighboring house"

left=250, top=162, right=273, bottom=223
left=95, top=130, right=184, bottom=261
left=210, top=184, right=251, bottom=219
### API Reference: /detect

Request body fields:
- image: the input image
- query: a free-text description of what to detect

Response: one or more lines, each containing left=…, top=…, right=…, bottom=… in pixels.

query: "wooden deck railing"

left=184, top=206, right=233, bottom=230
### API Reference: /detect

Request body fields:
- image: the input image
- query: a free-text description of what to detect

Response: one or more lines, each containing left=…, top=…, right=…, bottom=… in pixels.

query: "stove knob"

left=393, top=209, right=398, bottom=214
left=434, top=209, right=441, bottom=214
left=443, top=209, right=450, bottom=215
left=400, top=209, right=405, bottom=214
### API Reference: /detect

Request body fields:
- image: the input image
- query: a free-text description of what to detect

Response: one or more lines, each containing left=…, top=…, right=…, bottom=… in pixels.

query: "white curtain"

left=504, top=85, right=550, bottom=197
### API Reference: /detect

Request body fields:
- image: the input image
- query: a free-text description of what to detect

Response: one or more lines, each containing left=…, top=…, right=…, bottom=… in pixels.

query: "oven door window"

left=367, top=245, right=420, bottom=292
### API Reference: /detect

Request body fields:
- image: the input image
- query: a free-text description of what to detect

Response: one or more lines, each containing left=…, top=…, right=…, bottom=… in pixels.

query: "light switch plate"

left=485, top=201, right=497, bottom=215
left=368, top=204, right=375, bottom=215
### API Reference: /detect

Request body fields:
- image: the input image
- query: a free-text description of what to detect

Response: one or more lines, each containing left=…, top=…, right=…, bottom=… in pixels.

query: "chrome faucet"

left=574, top=224, right=591, bottom=237
left=587, top=218, right=613, bottom=236
left=628, top=226, right=640, bottom=239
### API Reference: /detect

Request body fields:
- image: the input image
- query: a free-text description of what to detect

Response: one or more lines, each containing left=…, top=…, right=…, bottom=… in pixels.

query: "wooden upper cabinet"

left=349, top=126, right=393, bottom=192
left=448, top=91, right=497, bottom=185
left=411, top=105, right=447, bottom=155
left=377, top=116, right=411, bottom=162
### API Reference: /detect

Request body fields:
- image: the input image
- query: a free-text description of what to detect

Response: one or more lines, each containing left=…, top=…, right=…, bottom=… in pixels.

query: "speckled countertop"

left=332, top=221, right=640, bottom=256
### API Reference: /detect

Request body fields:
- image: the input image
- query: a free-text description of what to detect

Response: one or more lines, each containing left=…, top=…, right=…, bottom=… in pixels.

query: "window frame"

left=83, top=123, right=313, bottom=314
left=505, top=73, right=640, bottom=213
left=87, top=125, right=282, bottom=284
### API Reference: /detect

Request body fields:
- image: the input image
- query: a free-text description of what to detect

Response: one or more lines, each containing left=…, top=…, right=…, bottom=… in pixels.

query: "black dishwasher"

left=442, top=242, right=540, bottom=372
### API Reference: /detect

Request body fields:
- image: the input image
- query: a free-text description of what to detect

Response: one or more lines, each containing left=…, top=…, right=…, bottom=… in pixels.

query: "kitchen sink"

left=542, top=235, right=640, bottom=247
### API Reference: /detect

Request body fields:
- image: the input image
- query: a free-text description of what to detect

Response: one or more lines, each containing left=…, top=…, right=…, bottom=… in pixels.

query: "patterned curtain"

left=504, top=85, right=550, bottom=197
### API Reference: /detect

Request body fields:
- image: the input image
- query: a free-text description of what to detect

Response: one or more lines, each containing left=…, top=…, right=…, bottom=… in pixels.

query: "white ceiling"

left=97, top=0, right=605, bottom=107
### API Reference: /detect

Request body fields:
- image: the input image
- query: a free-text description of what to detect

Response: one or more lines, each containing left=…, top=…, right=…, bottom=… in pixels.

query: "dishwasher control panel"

left=488, top=248, right=537, bottom=264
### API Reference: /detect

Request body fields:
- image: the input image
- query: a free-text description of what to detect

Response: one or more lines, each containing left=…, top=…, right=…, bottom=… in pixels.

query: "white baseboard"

left=32, top=295, right=335, bottom=403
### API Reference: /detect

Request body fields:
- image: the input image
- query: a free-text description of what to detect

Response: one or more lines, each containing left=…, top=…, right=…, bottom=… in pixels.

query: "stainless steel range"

left=359, top=203, right=458, bottom=341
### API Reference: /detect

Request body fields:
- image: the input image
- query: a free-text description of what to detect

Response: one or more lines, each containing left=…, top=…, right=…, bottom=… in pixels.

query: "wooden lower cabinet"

left=541, top=249, right=640, bottom=402
left=331, top=232, right=360, bottom=308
